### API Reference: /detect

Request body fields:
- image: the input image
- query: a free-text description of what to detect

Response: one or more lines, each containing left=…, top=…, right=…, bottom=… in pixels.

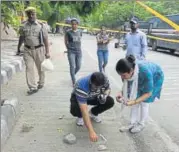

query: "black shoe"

left=27, top=89, right=38, bottom=95
left=16, top=52, right=23, bottom=56
left=37, top=84, right=44, bottom=89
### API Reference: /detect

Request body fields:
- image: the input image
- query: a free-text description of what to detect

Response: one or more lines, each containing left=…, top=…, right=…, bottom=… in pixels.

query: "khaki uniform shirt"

left=19, top=20, right=48, bottom=47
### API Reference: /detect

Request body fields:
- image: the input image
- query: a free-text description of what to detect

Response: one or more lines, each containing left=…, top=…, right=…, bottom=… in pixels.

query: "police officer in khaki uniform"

left=17, top=7, right=50, bottom=95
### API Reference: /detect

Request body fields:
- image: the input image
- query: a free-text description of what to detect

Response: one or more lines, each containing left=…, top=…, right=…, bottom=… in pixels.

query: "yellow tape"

left=39, top=19, right=47, bottom=23
left=56, top=22, right=101, bottom=31
left=56, top=22, right=127, bottom=33
left=56, top=22, right=179, bottom=43
left=136, top=1, right=179, bottom=31
left=147, top=35, right=179, bottom=43
left=38, top=20, right=179, bottom=43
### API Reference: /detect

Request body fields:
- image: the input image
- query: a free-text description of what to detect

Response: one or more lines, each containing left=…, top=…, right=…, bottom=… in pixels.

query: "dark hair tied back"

left=126, top=55, right=135, bottom=64
left=115, top=55, right=136, bottom=74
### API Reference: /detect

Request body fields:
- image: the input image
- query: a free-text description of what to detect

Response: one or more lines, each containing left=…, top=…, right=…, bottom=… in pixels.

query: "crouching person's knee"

left=106, top=96, right=115, bottom=108
left=70, top=105, right=78, bottom=117
left=70, top=94, right=82, bottom=117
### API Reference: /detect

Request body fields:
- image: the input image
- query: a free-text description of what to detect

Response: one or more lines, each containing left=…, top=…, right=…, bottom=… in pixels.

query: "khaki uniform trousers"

left=23, top=46, right=45, bottom=90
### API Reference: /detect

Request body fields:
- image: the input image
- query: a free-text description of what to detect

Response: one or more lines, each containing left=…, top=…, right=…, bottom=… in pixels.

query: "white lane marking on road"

left=85, top=48, right=179, bottom=152
left=162, top=92, right=179, bottom=96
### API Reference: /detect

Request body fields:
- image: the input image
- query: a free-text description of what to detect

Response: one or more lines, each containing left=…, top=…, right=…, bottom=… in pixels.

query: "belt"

left=25, top=45, right=43, bottom=49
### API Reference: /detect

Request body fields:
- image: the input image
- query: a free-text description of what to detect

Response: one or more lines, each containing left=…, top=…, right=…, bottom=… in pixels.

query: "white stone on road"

left=63, top=133, right=77, bottom=145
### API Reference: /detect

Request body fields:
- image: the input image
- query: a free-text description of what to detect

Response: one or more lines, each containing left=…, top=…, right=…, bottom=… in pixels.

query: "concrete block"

left=1, top=70, right=8, bottom=85
left=1, top=66, right=13, bottom=82
left=4, top=98, right=20, bottom=117
left=1, top=98, right=20, bottom=148
left=1, top=119, right=10, bottom=146
left=1, top=58, right=24, bottom=85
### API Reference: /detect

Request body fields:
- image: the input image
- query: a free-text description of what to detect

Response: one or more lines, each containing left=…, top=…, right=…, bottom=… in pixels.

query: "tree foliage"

left=1, top=1, right=24, bottom=30
left=1, top=1, right=179, bottom=30
left=85, top=1, right=179, bottom=28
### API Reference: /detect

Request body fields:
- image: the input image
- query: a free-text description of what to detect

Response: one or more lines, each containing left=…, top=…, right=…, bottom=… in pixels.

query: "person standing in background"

left=64, top=18, right=82, bottom=86
left=96, top=26, right=111, bottom=73
left=123, top=17, right=148, bottom=61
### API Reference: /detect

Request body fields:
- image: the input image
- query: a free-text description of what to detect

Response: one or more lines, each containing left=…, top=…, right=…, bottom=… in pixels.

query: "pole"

left=136, top=1, right=179, bottom=31
left=132, top=1, right=136, bottom=18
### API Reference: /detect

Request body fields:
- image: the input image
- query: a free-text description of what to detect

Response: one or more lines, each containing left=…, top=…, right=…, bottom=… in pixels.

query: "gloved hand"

left=98, top=94, right=108, bottom=104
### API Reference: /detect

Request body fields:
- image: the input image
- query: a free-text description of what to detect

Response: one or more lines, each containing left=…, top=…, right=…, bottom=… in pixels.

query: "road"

left=2, top=34, right=179, bottom=152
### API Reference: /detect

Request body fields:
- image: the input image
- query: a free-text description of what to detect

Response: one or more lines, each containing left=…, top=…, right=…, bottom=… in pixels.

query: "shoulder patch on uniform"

left=20, top=21, right=28, bottom=27
left=37, top=20, right=45, bottom=27
left=37, top=20, right=42, bottom=24
left=22, top=20, right=27, bottom=24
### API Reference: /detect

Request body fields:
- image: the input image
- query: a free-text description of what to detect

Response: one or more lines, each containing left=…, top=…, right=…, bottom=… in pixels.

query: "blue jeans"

left=67, top=52, right=82, bottom=84
left=97, top=50, right=109, bottom=72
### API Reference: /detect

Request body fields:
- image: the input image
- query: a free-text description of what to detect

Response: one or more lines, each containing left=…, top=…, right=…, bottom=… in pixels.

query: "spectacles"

left=91, top=83, right=103, bottom=91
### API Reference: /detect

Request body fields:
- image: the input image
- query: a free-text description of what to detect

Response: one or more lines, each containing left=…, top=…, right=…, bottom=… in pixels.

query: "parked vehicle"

left=139, top=14, right=179, bottom=54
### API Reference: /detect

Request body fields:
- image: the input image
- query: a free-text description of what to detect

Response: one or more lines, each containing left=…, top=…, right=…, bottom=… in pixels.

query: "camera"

left=98, top=94, right=107, bottom=104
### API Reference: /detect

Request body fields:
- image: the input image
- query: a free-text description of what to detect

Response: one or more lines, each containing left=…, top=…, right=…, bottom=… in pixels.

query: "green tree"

left=85, top=1, right=179, bottom=29
left=1, top=1, right=179, bottom=31
left=1, top=1, right=25, bottom=31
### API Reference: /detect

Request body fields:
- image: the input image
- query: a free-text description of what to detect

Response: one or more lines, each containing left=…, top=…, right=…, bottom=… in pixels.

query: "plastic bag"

left=41, top=59, right=54, bottom=71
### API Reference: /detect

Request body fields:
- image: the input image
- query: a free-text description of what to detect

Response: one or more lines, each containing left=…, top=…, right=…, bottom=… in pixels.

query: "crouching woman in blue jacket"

left=115, top=55, right=164, bottom=133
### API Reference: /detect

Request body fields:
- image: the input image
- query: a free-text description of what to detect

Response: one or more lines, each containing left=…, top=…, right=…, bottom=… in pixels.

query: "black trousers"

left=70, top=93, right=114, bottom=118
